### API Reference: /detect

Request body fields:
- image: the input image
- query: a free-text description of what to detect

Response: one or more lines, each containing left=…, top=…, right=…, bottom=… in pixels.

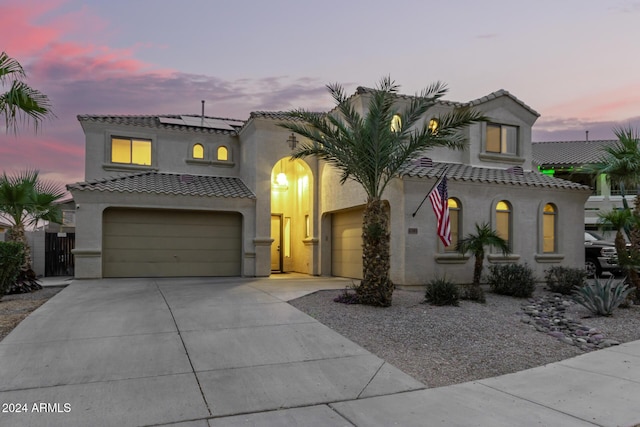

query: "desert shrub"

left=459, top=284, right=486, bottom=303
left=572, top=277, right=633, bottom=316
left=0, top=241, right=25, bottom=297
left=334, top=284, right=360, bottom=304
left=424, top=277, right=460, bottom=306
left=488, top=263, right=537, bottom=298
left=545, top=266, right=587, bottom=295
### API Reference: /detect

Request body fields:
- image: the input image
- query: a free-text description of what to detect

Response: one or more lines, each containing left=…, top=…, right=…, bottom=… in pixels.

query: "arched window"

left=543, top=203, right=557, bottom=253
left=192, top=143, right=204, bottom=159
left=217, top=146, right=228, bottom=161
left=445, top=198, right=461, bottom=252
left=496, top=200, right=512, bottom=248
left=390, top=114, right=402, bottom=133
left=428, top=119, right=439, bottom=134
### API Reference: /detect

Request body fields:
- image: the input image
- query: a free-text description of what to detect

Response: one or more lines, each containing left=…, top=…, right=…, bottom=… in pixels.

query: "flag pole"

left=411, top=165, right=449, bottom=217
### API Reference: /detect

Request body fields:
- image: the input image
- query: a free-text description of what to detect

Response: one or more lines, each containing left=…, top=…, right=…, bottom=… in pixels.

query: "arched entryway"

left=270, top=157, right=313, bottom=273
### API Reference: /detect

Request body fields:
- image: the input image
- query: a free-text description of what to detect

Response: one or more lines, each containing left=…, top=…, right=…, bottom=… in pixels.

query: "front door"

left=271, top=214, right=282, bottom=272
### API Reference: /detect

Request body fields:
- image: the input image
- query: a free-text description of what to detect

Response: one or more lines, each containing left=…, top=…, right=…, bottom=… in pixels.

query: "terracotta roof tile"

left=532, top=140, right=616, bottom=167
left=68, top=172, right=256, bottom=199
left=402, top=161, right=590, bottom=190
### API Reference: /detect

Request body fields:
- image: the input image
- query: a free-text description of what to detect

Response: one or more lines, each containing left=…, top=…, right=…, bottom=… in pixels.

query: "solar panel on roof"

left=159, top=115, right=242, bottom=131
left=181, top=116, right=207, bottom=127
left=158, top=117, right=185, bottom=125
left=203, top=118, right=235, bottom=131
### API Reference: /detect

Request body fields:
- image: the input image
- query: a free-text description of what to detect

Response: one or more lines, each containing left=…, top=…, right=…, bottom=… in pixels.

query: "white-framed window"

left=496, top=200, right=512, bottom=248
left=486, top=124, right=518, bottom=155
left=217, top=146, right=229, bottom=161
left=444, top=197, right=461, bottom=252
left=111, top=137, right=151, bottom=165
left=390, top=114, right=402, bottom=133
left=192, top=143, right=204, bottom=159
left=543, top=203, right=557, bottom=253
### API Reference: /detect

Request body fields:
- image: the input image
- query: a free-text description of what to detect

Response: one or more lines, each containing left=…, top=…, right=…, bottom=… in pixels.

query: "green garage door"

left=331, top=208, right=364, bottom=279
left=103, top=208, right=242, bottom=277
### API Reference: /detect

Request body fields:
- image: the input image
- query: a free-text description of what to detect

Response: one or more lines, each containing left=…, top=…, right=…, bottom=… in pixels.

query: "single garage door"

left=103, top=208, right=242, bottom=277
left=331, top=208, right=364, bottom=279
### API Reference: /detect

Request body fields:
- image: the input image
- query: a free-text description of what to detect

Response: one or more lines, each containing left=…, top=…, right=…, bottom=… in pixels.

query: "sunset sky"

left=1, top=0, right=639, bottom=189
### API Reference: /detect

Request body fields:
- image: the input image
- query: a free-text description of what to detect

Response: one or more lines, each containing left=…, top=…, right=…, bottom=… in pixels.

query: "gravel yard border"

left=290, top=288, right=640, bottom=388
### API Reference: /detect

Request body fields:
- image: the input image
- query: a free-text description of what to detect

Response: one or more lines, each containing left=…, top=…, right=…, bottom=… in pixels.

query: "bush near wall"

left=488, top=263, right=537, bottom=298
left=0, top=241, right=25, bottom=297
left=545, top=266, right=587, bottom=295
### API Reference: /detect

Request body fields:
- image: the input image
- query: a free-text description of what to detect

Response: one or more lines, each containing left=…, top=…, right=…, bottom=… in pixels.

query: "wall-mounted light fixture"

left=272, top=160, right=289, bottom=191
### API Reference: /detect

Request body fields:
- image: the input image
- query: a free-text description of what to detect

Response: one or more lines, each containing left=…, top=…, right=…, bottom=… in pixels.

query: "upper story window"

left=444, top=197, right=461, bottom=252
left=496, top=200, right=512, bottom=248
left=428, top=119, right=439, bottom=134
left=486, top=124, right=517, bottom=155
left=543, top=203, right=557, bottom=253
left=390, top=114, right=402, bottom=133
left=192, top=143, right=204, bottom=159
left=217, top=146, right=229, bottom=161
left=111, top=137, right=151, bottom=165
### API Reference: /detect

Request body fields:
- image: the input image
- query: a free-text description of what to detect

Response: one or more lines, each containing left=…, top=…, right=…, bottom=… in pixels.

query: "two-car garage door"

left=103, top=208, right=242, bottom=277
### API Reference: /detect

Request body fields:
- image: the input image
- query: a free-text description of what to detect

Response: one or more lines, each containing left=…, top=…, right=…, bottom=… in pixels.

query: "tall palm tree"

left=456, top=222, right=511, bottom=289
left=279, top=76, right=485, bottom=306
left=0, top=52, right=54, bottom=134
left=0, top=169, right=65, bottom=270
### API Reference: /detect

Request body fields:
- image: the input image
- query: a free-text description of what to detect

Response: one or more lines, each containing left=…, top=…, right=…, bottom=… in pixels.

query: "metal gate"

left=45, top=233, right=75, bottom=276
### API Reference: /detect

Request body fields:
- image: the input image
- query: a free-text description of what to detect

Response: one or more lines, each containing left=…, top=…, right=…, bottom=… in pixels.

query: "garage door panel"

left=104, top=247, right=241, bottom=263
left=104, top=235, right=241, bottom=251
left=103, top=208, right=242, bottom=278
left=331, top=208, right=363, bottom=279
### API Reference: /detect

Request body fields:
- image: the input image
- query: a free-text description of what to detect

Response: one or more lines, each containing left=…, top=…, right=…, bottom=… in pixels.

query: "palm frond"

left=278, top=77, right=485, bottom=200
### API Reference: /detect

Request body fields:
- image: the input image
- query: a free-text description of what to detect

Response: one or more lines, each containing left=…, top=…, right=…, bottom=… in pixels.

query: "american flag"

left=428, top=175, right=451, bottom=246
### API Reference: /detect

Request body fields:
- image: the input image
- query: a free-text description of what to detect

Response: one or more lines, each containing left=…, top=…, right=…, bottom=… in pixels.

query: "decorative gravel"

left=289, top=288, right=640, bottom=388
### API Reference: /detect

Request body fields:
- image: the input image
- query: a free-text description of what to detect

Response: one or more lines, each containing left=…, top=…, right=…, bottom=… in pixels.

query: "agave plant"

left=572, top=277, right=633, bottom=316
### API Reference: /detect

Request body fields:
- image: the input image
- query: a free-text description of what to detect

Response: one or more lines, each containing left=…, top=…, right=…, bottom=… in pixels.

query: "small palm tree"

left=0, top=170, right=65, bottom=270
left=456, top=222, right=511, bottom=289
left=279, top=76, right=485, bottom=306
left=0, top=52, right=55, bottom=134
left=598, top=208, right=640, bottom=301
left=597, top=209, right=633, bottom=262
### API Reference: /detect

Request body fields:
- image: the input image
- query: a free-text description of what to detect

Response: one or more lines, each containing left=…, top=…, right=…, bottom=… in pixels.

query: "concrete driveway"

left=1, top=276, right=639, bottom=426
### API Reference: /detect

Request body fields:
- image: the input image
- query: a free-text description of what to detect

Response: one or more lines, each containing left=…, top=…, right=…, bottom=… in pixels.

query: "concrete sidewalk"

left=0, top=277, right=639, bottom=426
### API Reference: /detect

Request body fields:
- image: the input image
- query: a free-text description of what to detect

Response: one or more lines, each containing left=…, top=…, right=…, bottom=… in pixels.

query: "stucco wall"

left=81, top=121, right=240, bottom=181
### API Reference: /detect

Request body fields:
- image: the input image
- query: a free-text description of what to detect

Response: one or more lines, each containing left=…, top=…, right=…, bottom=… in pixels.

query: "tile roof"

left=67, top=172, right=256, bottom=199
left=401, top=161, right=590, bottom=190
left=353, top=87, right=540, bottom=117
left=77, top=114, right=245, bottom=135
left=532, top=140, right=617, bottom=167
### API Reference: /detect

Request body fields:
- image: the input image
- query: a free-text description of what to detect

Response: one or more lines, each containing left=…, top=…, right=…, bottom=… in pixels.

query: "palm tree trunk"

left=6, top=223, right=31, bottom=270
left=472, top=252, right=484, bottom=286
left=356, top=198, right=393, bottom=307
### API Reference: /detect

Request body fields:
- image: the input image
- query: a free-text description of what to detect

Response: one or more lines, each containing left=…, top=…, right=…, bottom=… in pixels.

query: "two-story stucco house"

left=68, top=87, right=591, bottom=285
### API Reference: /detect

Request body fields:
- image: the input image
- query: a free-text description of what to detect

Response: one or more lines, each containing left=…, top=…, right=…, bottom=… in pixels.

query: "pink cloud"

left=0, top=1, right=66, bottom=55
left=542, top=83, right=640, bottom=122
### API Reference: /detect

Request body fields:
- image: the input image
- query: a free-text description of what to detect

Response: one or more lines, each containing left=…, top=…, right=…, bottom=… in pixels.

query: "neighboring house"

left=68, top=88, right=591, bottom=285
left=532, top=139, right=629, bottom=235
